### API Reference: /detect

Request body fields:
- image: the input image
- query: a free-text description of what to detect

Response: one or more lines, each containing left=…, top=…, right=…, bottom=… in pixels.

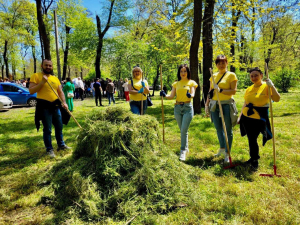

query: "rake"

left=260, top=63, right=281, bottom=177
left=209, top=68, right=239, bottom=169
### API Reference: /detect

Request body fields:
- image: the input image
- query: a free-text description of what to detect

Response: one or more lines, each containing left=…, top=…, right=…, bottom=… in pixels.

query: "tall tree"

left=95, top=0, right=115, bottom=78
left=189, top=0, right=202, bottom=114
left=35, top=0, right=54, bottom=59
left=202, top=0, right=215, bottom=103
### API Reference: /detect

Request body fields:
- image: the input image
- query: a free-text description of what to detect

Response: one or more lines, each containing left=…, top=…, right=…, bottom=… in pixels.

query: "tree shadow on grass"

left=185, top=156, right=255, bottom=181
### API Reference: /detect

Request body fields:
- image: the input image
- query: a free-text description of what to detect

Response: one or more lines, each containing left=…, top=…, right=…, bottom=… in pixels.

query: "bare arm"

left=29, top=75, right=48, bottom=94
left=221, top=80, right=238, bottom=96
left=165, top=87, right=176, bottom=100
left=237, top=101, right=246, bottom=124
left=189, top=86, right=195, bottom=98
left=270, top=86, right=280, bottom=102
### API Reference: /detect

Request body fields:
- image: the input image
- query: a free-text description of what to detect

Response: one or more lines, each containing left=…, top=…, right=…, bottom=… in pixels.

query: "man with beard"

left=29, top=59, right=71, bottom=158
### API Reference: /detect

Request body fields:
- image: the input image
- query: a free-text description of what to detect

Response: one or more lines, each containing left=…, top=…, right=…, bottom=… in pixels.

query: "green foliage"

left=47, top=106, right=199, bottom=222
left=272, top=68, right=295, bottom=93
left=235, top=69, right=253, bottom=89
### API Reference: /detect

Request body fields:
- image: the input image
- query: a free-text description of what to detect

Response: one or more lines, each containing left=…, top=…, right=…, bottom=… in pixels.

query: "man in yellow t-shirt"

left=29, top=59, right=70, bottom=158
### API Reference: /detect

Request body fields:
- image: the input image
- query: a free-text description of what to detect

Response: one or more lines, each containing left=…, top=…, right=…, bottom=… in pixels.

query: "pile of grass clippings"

left=46, top=106, right=199, bottom=223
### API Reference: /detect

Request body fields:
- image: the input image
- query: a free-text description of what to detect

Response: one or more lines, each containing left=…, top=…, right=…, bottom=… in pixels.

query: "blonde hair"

left=125, top=78, right=128, bottom=82
left=132, top=67, right=143, bottom=78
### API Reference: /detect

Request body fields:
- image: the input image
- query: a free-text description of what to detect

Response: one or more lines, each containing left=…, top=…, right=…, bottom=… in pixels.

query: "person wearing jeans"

left=29, top=59, right=71, bottom=158
left=205, top=55, right=238, bottom=163
left=106, top=79, right=115, bottom=105
left=128, top=67, right=150, bottom=115
left=160, top=64, right=198, bottom=161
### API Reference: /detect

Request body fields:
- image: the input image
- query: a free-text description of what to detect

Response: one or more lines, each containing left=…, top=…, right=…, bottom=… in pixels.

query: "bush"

left=235, top=70, right=253, bottom=89
left=46, top=106, right=199, bottom=223
left=273, top=68, right=295, bottom=93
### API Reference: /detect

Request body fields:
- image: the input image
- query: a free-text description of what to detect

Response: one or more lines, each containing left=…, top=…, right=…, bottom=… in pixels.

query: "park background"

left=0, top=0, right=300, bottom=224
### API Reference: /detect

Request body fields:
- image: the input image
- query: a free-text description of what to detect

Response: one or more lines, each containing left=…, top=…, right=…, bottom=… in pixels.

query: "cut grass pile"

left=44, top=106, right=200, bottom=223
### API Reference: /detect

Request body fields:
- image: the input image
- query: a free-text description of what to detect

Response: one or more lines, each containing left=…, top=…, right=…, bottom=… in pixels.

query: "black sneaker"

left=251, top=160, right=259, bottom=170
left=244, top=158, right=253, bottom=165
left=57, top=145, right=72, bottom=151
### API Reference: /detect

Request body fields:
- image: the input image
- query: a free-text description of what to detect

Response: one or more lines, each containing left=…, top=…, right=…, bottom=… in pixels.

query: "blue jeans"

left=107, top=92, right=115, bottom=104
left=130, top=100, right=147, bottom=115
left=41, top=107, right=65, bottom=151
left=210, top=104, right=233, bottom=153
left=174, top=103, right=193, bottom=151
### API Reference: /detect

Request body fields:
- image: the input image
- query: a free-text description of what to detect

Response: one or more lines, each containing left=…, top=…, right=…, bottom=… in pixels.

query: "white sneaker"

left=47, top=150, right=55, bottom=158
left=214, top=148, right=225, bottom=157
left=179, top=150, right=187, bottom=161
left=224, top=153, right=230, bottom=163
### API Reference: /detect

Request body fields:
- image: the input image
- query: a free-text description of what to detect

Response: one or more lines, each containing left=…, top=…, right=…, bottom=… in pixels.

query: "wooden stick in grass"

left=46, top=80, right=82, bottom=129
left=160, top=64, right=165, bottom=143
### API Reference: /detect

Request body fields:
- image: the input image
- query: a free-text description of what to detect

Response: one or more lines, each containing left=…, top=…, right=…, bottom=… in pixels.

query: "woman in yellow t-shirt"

left=238, top=67, right=280, bottom=169
left=205, top=55, right=238, bottom=163
left=160, top=64, right=198, bottom=161
left=128, top=67, right=150, bottom=115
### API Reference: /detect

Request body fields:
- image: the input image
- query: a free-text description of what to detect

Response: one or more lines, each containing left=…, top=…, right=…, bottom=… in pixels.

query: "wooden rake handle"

left=209, top=68, right=231, bottom=157
left=46, top=80, right=82, bottom=129
left=265, top=64, right=276, bottom=167
left=160, top=64, right=165, bottom=143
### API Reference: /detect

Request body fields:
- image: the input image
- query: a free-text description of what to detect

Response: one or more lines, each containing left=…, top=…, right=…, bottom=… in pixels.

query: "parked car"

left=0, top=82, right=37, bottom=107
left=0, top=95, right=13, bottom=110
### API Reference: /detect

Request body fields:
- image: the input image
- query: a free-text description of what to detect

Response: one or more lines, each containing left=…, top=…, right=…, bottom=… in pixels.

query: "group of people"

left=158, top=55, right=280, bottom=170
left=0, top=78, right=30, bottom=88
left=28, top=57, right=281, bottom=170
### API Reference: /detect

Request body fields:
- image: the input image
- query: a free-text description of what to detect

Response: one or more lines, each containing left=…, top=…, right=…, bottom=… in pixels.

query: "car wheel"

left=27, top=98, right=37, bottom=107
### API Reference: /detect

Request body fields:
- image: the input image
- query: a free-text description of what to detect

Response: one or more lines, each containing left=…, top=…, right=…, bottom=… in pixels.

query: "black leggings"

left=242, top=115, right=263, bottom=160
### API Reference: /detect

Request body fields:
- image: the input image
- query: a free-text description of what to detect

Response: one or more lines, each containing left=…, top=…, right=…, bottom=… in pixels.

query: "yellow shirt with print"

left=129, top=78, right=149, bottom=101
left=210, top=71, right=238, bottom=101
left=172, top=79, right=198, bottom=102
left=242, top=82, right=271, bottom=119
left=30, top=72, right=61, bottom=102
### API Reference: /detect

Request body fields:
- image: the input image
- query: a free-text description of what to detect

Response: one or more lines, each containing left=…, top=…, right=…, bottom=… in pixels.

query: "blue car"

left=0, top=82, right=37, bottom=107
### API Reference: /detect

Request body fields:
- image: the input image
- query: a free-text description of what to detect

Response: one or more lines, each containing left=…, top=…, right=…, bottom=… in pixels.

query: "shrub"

left=272, top=68, right=295, bottom=93
left=235, top=70, right=252, bottom=89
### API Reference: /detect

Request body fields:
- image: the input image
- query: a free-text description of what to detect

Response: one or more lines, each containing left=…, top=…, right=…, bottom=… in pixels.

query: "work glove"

left=141, top=81, right=145, bottom=87
left=186, top=90, right=191, bottom=98
left=138, top=88, right=144, bottom=93
left=160, top=90, right=166, bottom=97
left=205, top=105, right=210, bottom=115
left=213, top=84, right=220, bottom=92
left=265, top=78, right=274, bottom=87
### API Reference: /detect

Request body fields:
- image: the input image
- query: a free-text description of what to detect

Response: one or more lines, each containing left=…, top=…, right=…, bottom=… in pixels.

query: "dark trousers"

left=79, top=88, right=84, bottom=100
left=242, top=115, right=262, bottom=160
left=95, top=92, right=102, bottom=106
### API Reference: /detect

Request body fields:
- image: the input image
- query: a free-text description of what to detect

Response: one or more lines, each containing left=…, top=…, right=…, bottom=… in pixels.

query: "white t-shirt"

left=122, top=82, right=129, bottom=91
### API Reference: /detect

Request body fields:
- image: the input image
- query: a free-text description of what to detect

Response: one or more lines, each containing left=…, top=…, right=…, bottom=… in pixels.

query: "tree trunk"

left=23, top=64, right=26, bottom=79
left=189, top=0, right=202, bottom=114
left=36, top=0, right=51, bottom=59
left=3, top=40, right=9, bottom=78
left=32, top=45, right=37, bottom=73
left=81, top=67, right=83, bottom=79
left=202, top=0, right=215, bottom=105
left=152, top=65, right=160, bottom=96
left=62, top=26, right=71, bottom=80
left=230, top=4, right=241, bottom=73
left=265, top=27, right=277, bottom=69
left=1, top=65, right=4, bottom=79
left=68, top=66, right=71, bottom=78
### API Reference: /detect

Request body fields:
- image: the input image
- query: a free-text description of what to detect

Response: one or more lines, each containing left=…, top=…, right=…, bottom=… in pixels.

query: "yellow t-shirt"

left=210, top=71, right=238, bottom=101
left=129, top=78, right=149, bottom=101
left=242, top=82, right=271, bottom=119
left=30, top=72, right=61, bottom=102
left=172, top=79, right=198, bottom=102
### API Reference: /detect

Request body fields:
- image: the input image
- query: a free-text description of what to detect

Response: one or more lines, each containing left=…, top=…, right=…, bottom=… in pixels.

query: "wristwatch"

left=219, top=89, right=223, bottom=93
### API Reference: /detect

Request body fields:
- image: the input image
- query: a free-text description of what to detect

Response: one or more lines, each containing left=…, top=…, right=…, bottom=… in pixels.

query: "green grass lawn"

left=0, top=90, right=300, bottom=224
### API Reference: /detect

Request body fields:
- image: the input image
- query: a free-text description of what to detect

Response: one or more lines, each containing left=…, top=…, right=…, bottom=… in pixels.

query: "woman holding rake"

left=160, top=64, right=198, bottom=161
left=205, top=55, right=238, bottom=163
left=238, top=67, right=280, bottom=169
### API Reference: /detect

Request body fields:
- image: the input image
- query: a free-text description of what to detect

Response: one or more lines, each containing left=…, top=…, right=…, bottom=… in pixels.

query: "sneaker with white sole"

left=47, top=150, right=55, bottom=158
left=179, top=150, right=187, bottom=161
left=214, top=148, right=225, bottom=157
left=224, top=153, right=230, bottom=163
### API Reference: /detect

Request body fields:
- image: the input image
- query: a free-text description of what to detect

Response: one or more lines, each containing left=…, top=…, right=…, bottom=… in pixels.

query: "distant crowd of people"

left=0, top=77, right=30, bottom=88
